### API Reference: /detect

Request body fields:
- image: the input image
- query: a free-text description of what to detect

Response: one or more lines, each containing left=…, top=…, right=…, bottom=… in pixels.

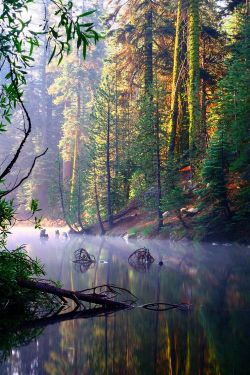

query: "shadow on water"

left=1, top=227, right=250, bottom=374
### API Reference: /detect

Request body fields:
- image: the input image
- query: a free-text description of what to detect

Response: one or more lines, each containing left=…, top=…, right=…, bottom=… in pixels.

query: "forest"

left=0, top=0, right=250, bottom=373
left=0, top=0, right=249, bottom=242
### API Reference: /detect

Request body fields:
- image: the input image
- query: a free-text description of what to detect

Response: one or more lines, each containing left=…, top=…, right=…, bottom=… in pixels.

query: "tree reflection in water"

left=1, top=234, right=250, bottom=375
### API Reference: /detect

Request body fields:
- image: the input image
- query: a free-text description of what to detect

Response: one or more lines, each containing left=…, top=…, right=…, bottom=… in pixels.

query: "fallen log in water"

left=17, top=279, right=191, bottom=313
left=17, top=279, right=135, bottom=310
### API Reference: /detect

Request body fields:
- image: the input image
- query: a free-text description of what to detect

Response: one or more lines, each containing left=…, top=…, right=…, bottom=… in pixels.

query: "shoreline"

left=16, top=208, right=250, bottom=245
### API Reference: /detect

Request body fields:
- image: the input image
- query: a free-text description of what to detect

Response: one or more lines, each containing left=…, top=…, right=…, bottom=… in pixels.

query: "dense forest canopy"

left=0, top=0, right=249, bottom=242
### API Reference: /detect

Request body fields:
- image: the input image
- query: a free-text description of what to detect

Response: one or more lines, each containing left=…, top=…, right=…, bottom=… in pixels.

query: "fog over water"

left=1, top=228, right=250, bottom=374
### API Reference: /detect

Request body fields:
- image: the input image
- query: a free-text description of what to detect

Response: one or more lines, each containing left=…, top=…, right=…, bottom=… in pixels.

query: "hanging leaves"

left=47, top=3, right=99, bottom=65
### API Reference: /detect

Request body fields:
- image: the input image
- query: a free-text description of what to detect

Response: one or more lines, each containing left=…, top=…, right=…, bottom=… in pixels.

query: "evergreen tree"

left=199, top=130, right=231, bottom=225
left=199, top=4, right=250, bottom=236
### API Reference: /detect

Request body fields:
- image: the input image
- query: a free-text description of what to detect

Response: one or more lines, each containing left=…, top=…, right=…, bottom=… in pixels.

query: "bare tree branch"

left=0, top=59, right=32, bottom=181
left=0, top=148, right=48, bottom=198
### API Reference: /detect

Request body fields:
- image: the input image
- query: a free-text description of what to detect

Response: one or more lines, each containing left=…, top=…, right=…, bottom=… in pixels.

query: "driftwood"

left=16, top=279, right=191, bottom=313
left=40, top=229, right=49, bottom=239
left=128, top=248, right=155, bottom=264
left=128, top=247, right=155, bottom=272
left=73, top=248, right=96, bottom=264
left=17, top=279, right=135, bottom=310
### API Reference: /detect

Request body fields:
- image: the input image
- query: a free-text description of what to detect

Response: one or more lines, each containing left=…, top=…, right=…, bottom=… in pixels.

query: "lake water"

left=1, top=228, right=250, bottom=375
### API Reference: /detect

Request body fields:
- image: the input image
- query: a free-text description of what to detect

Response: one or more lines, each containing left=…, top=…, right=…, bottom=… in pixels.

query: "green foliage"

left=48, top=5, right=99, bottom=63
left=129, top=171, right=147, bottom=200
left=196, top=130, right=232, bottom=236
left=0, top=248, right=61, bottom=314
left=0, top=0, right=99, bottom=132
left=200, top=131, right=229, bottom=210
left=0, top=248, right=44, bottom=305
left=161, top=158, right=187, bottom=213
left=161, top=186, right=186, bottom=212
left=127, top=226, right=138, bottom=236
left=0, top=199, right=13, bottom=249
left=0, top=249, right=60, bottom=360
left=141, top=224, right=154, bottom=237
left=198, top=11, right=250, bottom=235
left=233, top=185, right=250, bottom=225
left=133, top=93, right=156, bottom=186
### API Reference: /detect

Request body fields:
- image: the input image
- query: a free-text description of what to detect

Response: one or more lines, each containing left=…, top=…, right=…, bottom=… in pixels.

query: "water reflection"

left=1, top=228, right=250, bottom=374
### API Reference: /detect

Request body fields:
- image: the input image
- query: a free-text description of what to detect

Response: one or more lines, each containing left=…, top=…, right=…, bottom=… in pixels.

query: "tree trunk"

left=106, top=99, right=113, bottom=228
left=155, top=86, right=163, bottom=230
left=17, top=279, right=131, bottom=309
left=200, top=38, right=207, bottom=148
left=169, top=0, right=182, bottom=156
left=144, top=1, right=153, bottom=94
left=187, top=0, right=201, bottom=156
left=114, top=60, right=119, bottom=173
left=58, top=156, right=79, bottom=233
left=70, top=129, right=78, bottom=198
left=94, top=166, right=105, bottom=235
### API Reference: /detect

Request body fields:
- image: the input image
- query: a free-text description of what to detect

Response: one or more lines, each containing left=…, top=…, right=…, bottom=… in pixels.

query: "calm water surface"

left=1, top=228, right=250, bottom=375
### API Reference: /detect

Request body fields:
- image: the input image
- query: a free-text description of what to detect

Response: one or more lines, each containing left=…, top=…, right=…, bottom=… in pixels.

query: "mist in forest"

left=0, top=0, right=249, bottom=240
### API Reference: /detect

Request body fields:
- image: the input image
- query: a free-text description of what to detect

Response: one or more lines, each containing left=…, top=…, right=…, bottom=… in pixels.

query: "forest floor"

left=89, top=204, right=250, bottom=244
left=89, top=207, right=201, bottom=242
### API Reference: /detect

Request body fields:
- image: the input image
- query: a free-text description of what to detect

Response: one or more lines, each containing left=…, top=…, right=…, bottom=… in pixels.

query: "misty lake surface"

left=1, top=228, right=250, bottom=375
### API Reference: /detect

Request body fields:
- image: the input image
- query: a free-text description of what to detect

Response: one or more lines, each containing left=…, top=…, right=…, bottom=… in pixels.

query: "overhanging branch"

left=0, top=148, right=48, bottom=198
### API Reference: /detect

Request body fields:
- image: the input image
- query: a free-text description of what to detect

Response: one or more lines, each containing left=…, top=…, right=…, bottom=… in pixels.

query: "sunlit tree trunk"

left=70, top=128, right=78, bottom=198
left=200, top=38, right=207, bottom=147
left=169, top=0, right=182, bottom=156
left=187, top=0, right=201, bottom=155
left=70, top=76, right=84, bottom=231
left=106, top=98, right=113, bottom=228
left=58, top=156, right=76, bottom=232
left=114, top=60, right=119, bottom=173
left=94, top=165, right=105, bottom=235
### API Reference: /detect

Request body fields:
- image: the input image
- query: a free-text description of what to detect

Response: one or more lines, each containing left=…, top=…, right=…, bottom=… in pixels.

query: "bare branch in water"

left=128, top=247, right=155, bottom=273
left=17, top=279, right=190, bottom=313
left=73, top=248, right=96, bottom=264
left=141, top=302, right=191, bottom=311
